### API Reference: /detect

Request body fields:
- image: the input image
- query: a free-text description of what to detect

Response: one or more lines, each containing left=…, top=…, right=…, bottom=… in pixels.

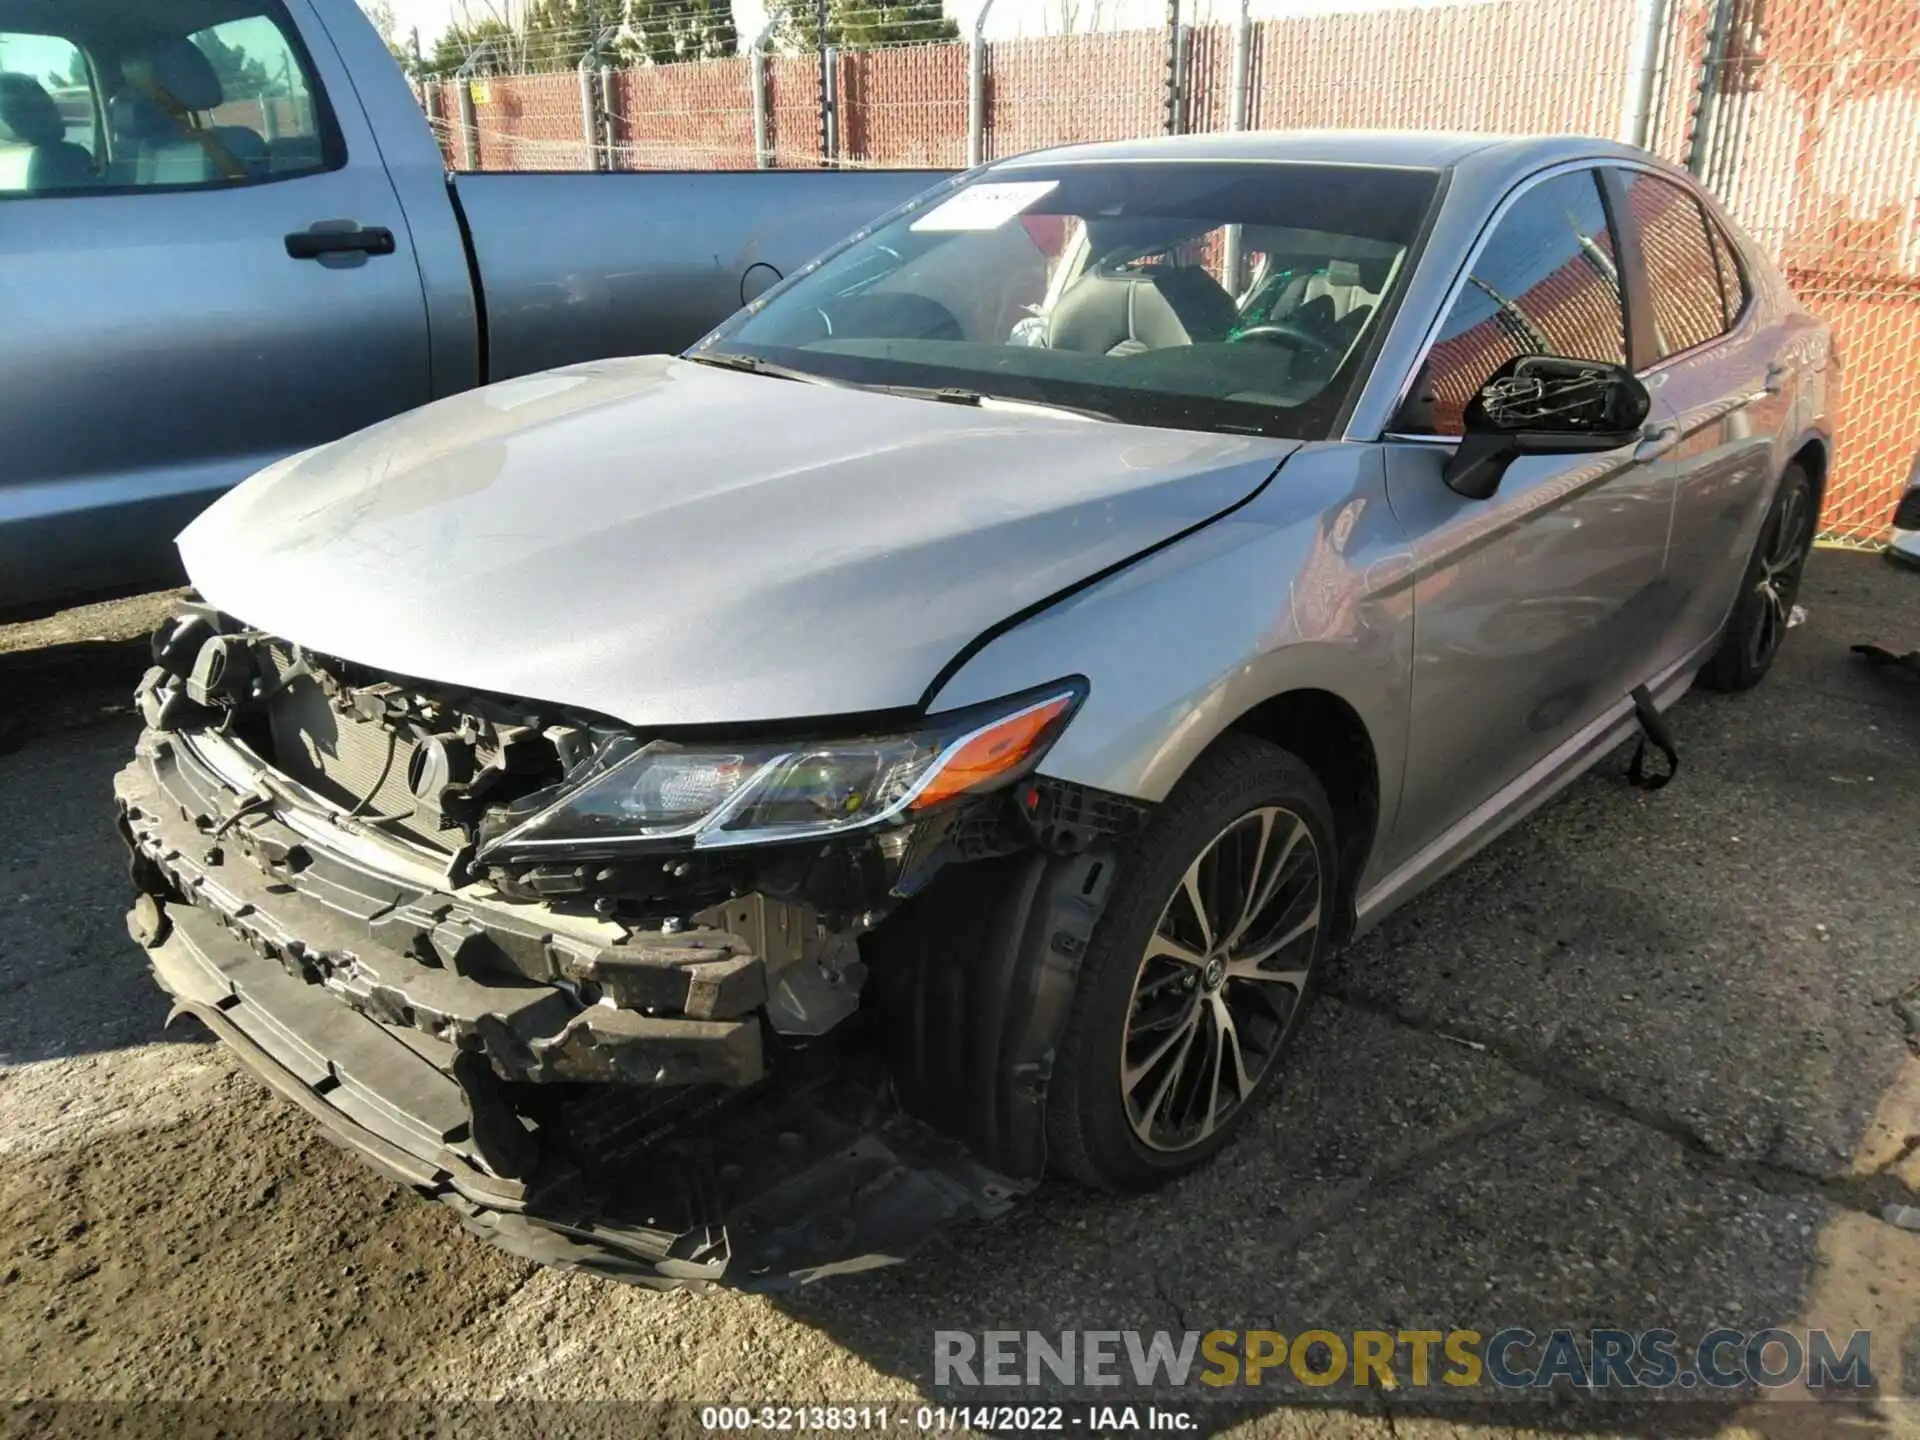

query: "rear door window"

left=0, top=0, right=340, bottom=197
left=1615, top=170, right=1730, bottom=359
left=185, top=11, right=336, bottom=179
left=0, top=32, right=99, bottom=191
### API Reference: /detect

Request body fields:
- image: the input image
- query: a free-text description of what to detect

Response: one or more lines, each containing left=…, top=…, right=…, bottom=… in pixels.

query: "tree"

left=519, top=0, right=603, bottom=72
left=355, top=0, right=417, bottom=72
left=193, top=29, right=281, bottom=99
left=616, top=0, right=738, bottom=65
left=358, top=0, right=399, bottom=47
left=778, top=0, right=958, bottom=51
left=423, top=15, right=518, bottom=75
left=419, top=0, right=616, bottom=75
left=1051, top=0, right=1108, bottom=34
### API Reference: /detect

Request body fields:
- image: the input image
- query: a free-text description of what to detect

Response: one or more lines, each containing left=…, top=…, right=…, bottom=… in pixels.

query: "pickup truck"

left=0, top=0, right=940, bottom=611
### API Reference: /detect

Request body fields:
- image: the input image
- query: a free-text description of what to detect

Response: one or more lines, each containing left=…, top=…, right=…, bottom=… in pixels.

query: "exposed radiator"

left=261, top=648, right=466, bottom=852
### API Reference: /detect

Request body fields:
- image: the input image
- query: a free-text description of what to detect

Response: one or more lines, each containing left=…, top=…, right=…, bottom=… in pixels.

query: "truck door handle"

left=285, top=225, right=396, bottom=260
left=1763, top=361, right=1789, bottom=395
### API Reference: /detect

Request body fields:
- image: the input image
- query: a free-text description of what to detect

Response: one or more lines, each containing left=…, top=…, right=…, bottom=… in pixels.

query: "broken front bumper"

left=114, top=729, right=1020, bottom=1289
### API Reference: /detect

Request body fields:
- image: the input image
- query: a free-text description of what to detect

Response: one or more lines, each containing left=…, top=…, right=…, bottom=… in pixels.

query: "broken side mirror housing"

left=1441, top=355, right=1652, bottom=501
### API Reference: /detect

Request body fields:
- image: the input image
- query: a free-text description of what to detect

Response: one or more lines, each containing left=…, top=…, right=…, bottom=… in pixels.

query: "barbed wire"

left=413, top=1, right=967, bottom=76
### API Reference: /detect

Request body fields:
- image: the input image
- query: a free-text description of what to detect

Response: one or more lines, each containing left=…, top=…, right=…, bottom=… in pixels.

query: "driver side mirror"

left=1440, top=355, right=1652, bottom=501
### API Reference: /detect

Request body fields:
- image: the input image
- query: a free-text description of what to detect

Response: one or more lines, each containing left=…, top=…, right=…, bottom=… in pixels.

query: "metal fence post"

left=1163, top=0, right=1185, bottom=135
left=1221, top=0, right=1253, bottom=293
left=967, top=0, right=1000, bottom=168
left=456, top=82, right=479, bottom=170
left=600, top=64, right=617, bottom=169
left=817, top=0, right=834, bottom=168
left=1686, top=0, right=1737, bottom=175
left=577, top=46, right=602, bottom=171
left=454, top=43, right=487, bottom=171
left=751, top=8, right=782, bottom=169
left=752, top=47, right=772, bottom=168
left=1618, top=0, right=1670, bottom=149
left=821, top=44, right=839, bottom=165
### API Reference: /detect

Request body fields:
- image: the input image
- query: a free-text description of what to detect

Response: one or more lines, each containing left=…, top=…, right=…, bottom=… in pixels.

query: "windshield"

left=696, top=161, right=1441, bottom=440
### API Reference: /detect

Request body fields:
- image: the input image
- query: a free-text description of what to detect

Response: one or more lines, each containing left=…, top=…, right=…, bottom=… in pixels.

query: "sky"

left=371, top=0, right=1461, bottom=49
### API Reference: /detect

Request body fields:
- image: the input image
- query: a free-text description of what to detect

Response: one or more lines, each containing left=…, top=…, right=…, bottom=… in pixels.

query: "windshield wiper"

left=873, top=385, right=1120, bottom=424
left=688, top=359, right=1117, bottom=422
left=684, top=353, right=839, bottom=386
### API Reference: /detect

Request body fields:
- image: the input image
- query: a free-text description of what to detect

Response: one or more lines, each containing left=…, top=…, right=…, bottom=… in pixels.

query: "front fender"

left=930, top=443, right=1416, bottom=897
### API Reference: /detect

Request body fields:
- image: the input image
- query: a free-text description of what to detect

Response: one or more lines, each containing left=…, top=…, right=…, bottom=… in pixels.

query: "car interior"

left=781, top=219, right=1409, bottom=412
left=0, top=68, right=92, bottom=187
left=0, top=0, right=328, bottom=194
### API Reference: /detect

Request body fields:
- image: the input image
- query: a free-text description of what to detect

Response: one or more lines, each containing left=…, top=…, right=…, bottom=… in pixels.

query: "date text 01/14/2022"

left=697, top=1405, right=1199, bottom=1432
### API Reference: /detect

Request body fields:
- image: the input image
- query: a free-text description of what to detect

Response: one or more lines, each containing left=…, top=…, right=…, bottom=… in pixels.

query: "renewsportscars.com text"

left=933, top=1327, right=1875, bottom=1392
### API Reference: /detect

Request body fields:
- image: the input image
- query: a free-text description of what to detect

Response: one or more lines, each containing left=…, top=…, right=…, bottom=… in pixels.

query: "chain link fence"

left=1679, top=0, right=1920, bottom=545
left=414, top=0, right=1920, bottom=545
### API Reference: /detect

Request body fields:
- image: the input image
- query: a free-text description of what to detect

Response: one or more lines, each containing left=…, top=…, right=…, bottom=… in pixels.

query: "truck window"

left=0, top=33, right=98, bottom=191
left=0, top=0, right=341, bottom=197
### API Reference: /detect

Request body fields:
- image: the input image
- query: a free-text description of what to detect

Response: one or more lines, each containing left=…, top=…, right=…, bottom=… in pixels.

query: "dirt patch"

left=0, top=589, right=185, bottom=756
left=0, top=590, right=188, bottom=657
left=0, top=1054, right=537, bottom=1402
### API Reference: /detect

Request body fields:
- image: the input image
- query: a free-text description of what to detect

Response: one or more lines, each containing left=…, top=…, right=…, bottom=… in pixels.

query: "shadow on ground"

left=0, top=637, right=151, bottom=758
left=762, top=553, right=1920, bottom=1433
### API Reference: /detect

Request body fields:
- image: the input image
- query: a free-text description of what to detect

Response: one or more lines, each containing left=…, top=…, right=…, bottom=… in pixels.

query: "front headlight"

left=479, top=682, right=1084, bottom=858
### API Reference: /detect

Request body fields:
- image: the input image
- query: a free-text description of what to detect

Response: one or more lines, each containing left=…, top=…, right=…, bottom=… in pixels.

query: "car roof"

left=993, top=129, right=1654, bottom=175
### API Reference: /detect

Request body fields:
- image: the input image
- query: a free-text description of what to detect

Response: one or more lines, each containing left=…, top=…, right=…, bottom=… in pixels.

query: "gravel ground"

left=1, top=552, right=1916, bottom=1439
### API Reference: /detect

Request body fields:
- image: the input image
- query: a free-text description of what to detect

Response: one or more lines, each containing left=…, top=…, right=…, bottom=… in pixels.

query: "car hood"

left=179, top=356, right=1295, bottom=726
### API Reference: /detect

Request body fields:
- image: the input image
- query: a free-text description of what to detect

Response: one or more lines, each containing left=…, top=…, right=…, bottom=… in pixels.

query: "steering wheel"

left=1229, top=321, right=1342, bottom=357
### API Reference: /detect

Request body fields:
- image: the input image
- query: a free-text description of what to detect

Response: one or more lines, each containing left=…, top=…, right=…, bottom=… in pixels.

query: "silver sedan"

left=119, top=131, right=1832, bottom=1284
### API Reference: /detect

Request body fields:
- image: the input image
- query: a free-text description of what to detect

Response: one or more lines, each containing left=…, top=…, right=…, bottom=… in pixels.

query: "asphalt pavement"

left=1, top=552, right=1916, bottom=1438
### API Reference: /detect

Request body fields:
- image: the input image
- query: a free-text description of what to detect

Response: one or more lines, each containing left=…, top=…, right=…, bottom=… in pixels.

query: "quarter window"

left=0, top=0, right=339, bottom=198
left=1397, top=169, right=1627, bottom=436
left=1705, top=213, right=1749, bottom=328
left=1617, top=170, right=1728, bottom=358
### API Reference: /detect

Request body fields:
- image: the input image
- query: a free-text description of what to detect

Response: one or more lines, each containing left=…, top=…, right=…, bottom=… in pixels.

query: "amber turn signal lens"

left=909, top=694, right=1076, bottom=811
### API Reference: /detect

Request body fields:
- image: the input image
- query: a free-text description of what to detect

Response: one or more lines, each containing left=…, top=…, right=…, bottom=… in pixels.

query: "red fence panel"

left=615, top=57, right=757, bottom=170
left=982, top=31, right=1165, bottom=160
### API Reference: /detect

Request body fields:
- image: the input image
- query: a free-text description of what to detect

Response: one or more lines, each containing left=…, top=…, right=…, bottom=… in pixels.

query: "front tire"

left=1045, top=736, right=1338, bottom=1191
left=1699, top=462, right=1815, bottom=692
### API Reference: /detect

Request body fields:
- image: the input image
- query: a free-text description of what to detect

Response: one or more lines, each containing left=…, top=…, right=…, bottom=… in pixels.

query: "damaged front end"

left=116, top=605, right=1146, bottom=1288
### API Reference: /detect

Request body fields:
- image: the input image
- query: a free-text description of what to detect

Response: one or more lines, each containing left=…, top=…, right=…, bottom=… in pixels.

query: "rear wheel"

left=1045, top=736, right=1338, bottom=1191
left=1699, top=463, right=1815, bottom=692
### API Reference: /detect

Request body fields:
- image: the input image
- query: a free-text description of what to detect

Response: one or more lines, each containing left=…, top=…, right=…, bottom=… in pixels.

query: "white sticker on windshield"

left=910, top=180, right=1060, bottom=233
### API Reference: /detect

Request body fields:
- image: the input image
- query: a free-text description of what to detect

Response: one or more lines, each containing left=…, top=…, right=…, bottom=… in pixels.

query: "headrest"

left=123, top=36, right=224, bottom=112
left=1356, top=255, right=1395, bottom=291
left=1149, top=266, right=1240, bottom=339
left=1321, top=257, right=1396, bottom=293
left=0, top=72, right=65, bottom=147
left=110, top=92, right=176, bottom=140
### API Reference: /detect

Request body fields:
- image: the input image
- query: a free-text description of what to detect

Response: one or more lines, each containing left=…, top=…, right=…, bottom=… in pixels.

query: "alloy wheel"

left=1120, top=805, right=1323, bottom=1152
left=1747, top=479, right=1811, bottom=671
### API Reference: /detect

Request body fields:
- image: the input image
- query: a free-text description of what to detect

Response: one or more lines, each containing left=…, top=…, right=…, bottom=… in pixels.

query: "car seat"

left=108, top=36, right=267, bottom=185
left=1048, top=266, right=1240, bottom=355
left=0, top=73, right=95, bottom=190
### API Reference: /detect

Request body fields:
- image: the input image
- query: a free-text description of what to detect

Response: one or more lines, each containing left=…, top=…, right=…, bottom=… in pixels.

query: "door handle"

left=285, top=225, right=396, bottom=260
left=1635, top=422, right=1679, bottom=461
left=1763, top=361, right=1790, bottom=395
